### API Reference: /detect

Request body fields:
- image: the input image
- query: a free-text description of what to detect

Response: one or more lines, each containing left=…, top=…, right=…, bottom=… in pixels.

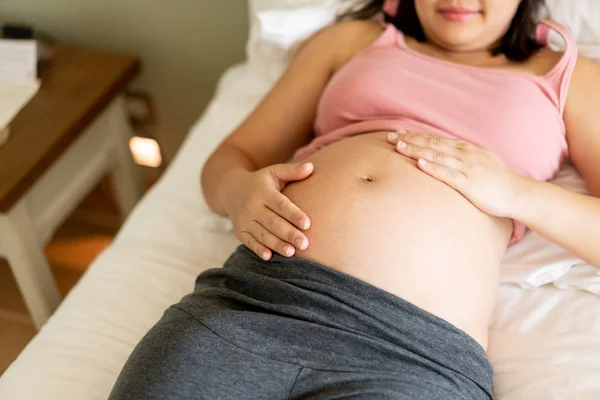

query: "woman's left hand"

left=387, top=130, right=532, bottom=218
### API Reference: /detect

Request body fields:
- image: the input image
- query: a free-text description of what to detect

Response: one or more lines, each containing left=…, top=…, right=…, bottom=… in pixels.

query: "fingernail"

left=284, top=245, right=294, bottom=256
left=419, top=159, right=427, bottom=166
left=296, top=238, right=307, bottom=250
left=388, top=133, right=398, bottom=142
left=397, top=129, right=407, bottom=135
left=300, top=219, right=310, bottom=230
left=262, top=252, right=270, bottom=260
left=397, top=141, right=407, bottom=149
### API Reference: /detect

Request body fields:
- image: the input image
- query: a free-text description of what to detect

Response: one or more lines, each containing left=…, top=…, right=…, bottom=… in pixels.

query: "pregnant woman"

left=110, top=0, right=600, bottom=398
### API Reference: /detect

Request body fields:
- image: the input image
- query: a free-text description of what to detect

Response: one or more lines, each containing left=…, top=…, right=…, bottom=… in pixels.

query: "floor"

left=0, top=175, right=131, bottom=376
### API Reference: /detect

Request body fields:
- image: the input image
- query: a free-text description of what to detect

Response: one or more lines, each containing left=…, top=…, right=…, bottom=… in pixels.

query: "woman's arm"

left=510, top=180, right=600, bottom=266
left=510, top=56, right=600, bottom=266
left=201, top=21, right=381, bottom=215
left=201, top=26, right=337, bottom=216
left=200, top=20, right=384, bottom=259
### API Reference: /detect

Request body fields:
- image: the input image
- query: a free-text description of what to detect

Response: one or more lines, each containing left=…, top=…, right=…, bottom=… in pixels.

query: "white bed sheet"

left=0, top=62, right=599, bottom=399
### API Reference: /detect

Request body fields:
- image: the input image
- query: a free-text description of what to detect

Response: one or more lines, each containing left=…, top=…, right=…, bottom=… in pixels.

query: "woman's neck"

left=408, top=36, right=507, bottom=67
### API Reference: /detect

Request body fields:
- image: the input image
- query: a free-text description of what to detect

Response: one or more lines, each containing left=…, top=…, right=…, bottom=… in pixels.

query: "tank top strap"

left=382, top=0, right=400, bottom=18
left=537, top=19, right=579, bottom=115
left=369, top=23, right=401, bottom=49
left=380, top=0, right=399, bottom=27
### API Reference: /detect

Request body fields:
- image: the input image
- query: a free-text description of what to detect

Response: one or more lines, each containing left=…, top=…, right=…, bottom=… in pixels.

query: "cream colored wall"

left=0, top=0, right=249, bottom=162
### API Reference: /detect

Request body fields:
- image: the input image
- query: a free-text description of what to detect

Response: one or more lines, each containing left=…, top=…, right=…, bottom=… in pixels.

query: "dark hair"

left=340, top=0, right=546, bottom=62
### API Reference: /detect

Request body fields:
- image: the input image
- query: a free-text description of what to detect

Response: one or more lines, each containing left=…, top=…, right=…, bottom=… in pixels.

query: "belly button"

left=360, top=175, right=375, bottom=183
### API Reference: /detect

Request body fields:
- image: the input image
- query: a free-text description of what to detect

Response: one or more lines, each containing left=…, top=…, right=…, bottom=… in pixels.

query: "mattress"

left=0, top=62, right=599, bottom=399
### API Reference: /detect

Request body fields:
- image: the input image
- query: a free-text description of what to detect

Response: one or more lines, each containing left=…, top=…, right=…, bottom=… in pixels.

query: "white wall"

left=0, top=0, right=249, bottom=161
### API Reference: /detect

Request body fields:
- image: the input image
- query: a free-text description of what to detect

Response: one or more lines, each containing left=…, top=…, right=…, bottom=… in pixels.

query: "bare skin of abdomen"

left=282, top=131, right=513, bottom=349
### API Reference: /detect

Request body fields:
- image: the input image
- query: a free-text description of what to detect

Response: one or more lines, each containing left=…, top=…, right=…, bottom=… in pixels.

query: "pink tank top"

left=292, top=20, right=578, bottom=244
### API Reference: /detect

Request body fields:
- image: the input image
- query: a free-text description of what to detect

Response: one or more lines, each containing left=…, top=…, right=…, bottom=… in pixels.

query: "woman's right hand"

left=223, top=162, right=314, bottom=260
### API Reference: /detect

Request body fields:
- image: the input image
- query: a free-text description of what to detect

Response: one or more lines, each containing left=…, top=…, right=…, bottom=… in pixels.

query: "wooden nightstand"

left=0, top=46, right=143, bottom=329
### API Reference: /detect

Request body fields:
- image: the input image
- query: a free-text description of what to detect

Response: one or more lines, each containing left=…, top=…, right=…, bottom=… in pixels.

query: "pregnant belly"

left=282, top=131, right=513, bottom=348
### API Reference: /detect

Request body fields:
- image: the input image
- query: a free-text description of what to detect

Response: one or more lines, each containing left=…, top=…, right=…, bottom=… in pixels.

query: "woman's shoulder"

left=332, top=19, right=383, bottom=36
left=568, top=54, right=600, bottom=95
left=291, top=19, right=384, bottom=71
left=318, top=19, right=387, bottom=69
left=310, top=19, right=382, bottom=46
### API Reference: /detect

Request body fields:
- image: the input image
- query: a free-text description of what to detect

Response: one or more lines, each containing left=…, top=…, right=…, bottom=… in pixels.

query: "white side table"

left=0, top=46, right=143, bottom=329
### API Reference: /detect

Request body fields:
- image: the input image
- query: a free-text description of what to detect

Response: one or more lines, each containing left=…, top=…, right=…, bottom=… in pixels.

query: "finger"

left=401, top=131, right=460, bottom=155
left=265, top=192, right=311, bottom=231
left=387, top=128, right=410, bottom=144
left=251, top=221, right=296, bottom=257
left=417, top=158, right=468, bottom=191
left=239, top=231, right=272, bottom=261
left=396, top=142, right=463, bottom=170
left=257, top=207, right=309, bottom=250
left=387, top=132, right=401, bottom=144
left=271, top=163, right=314, bottom=184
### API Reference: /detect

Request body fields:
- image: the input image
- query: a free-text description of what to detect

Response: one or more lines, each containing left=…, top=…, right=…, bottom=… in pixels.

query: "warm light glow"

left=129, top=136, right=162, bottom=168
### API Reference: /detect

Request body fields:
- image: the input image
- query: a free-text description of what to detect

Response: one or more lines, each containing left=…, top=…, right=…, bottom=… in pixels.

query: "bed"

left=1, top=1, right=600, bottom=399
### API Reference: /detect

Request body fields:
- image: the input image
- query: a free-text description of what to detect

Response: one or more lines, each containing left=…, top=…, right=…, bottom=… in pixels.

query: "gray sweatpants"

left=109, top=245, right=493, bottom=399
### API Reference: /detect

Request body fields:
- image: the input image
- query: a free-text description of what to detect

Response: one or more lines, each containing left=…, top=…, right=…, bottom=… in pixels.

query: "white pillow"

left=257, top=7, right=335, bottom=51
left=545, top=0, right=600, bottom=44
left=545, top=0, right=600, bottom=61
left=246, top=0, right=338, bottom=78
left=248, top=5, right=337, bottom=79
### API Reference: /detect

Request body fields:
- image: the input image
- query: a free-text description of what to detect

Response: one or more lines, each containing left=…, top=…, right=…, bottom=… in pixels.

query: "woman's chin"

left=431, top=27, right=488, bottom=51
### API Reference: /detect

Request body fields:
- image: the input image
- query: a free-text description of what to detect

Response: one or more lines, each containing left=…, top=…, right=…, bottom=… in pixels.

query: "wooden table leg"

left=0, top=201, right=61, bottom=330
left=108, top=97, right=144, bottom=220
